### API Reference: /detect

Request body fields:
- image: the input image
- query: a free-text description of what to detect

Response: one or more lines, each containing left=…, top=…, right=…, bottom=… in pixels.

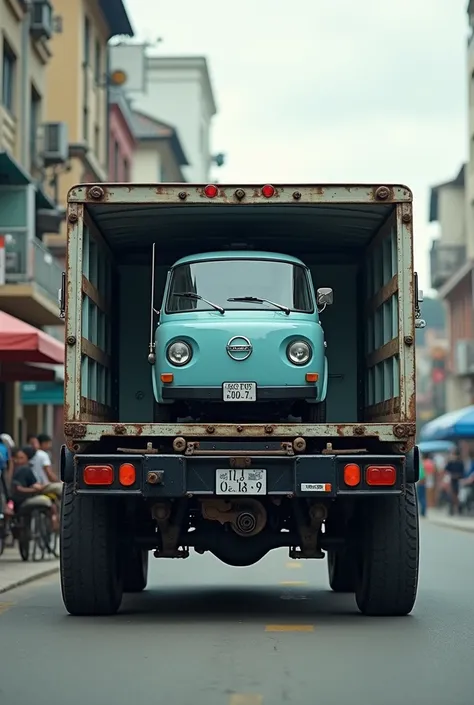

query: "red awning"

left=0, top=311, right=64, bottom=364
left=0, top=363, right=57, bottom=383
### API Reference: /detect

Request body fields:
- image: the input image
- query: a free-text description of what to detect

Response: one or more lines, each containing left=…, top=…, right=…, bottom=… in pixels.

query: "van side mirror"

left=317, top=287, right=333, bottom=307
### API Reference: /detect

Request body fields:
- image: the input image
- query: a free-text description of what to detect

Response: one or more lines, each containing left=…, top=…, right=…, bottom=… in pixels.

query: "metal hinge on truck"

left=414, top=272, right=426, bottom=329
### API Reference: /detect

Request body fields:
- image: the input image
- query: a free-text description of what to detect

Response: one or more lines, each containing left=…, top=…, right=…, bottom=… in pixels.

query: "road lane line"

left=229, top=695, right=263, bottom=705
left=0, top=602, right=15, bottom=616
left=265, top=624, right=314, bottom=632
left=285, top=561, right=302, bottom=569
left=279, top=580, right=308, bottom=586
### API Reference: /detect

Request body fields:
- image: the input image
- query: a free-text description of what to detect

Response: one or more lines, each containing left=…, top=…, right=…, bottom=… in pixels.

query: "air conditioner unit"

left=30, top=0, right=53, bottom=41
left=41, top=122, right=69, bottom=167
left=455, top=340, right=474, bottom=376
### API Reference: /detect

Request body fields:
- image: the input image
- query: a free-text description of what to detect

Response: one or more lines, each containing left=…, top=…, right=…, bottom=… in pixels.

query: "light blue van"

left=151, top=251, right=333, bottom=422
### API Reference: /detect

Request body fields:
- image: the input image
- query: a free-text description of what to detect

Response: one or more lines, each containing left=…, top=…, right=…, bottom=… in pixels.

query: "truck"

left=59, top=182, right=423, bottom=617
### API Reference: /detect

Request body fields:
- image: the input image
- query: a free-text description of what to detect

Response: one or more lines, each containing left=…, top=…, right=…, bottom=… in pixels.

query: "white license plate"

left=222, top=382, right=256, bottom=401
left=216, top=469, right=266, bottom=495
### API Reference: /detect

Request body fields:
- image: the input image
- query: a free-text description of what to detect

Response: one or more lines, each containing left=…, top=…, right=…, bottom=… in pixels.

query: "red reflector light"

left=343, top=463, right=361, bottom=487
left=366, top=465, right=396, bottom=486
left=204, top=184, right=218, bottom=198
left=83, top=465, right=113, bottom=485
left=119, top=463, right=136, bottom=487
left=262, top=184, right=275, bottom=198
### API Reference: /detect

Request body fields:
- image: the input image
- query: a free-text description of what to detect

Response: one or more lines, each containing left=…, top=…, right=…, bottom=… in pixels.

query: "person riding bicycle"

left=28, top=434, right=63, bottom=503
left=10, top=447, right=59, bottom=531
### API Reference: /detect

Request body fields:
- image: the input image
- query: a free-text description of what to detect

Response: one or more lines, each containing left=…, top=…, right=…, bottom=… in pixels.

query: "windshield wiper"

left=227, top=296, right=291, bottom=315
left=172, top=292, right=225, bottom=314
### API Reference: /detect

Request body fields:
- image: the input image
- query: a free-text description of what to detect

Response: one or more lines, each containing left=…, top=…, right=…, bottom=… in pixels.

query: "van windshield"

left=166, top=258, right=313, bottom=313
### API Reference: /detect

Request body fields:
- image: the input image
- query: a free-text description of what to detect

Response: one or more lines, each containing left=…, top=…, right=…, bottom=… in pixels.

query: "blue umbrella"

left=418, top=440, right=455, bottom=454
left=420, top=405, right=474, bottom=441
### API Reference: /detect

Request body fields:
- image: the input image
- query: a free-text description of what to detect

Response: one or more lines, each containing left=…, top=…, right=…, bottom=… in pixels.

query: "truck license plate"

left=216, top=469, right=266, bottom=495
left=222, top=382, right=256, bottom=401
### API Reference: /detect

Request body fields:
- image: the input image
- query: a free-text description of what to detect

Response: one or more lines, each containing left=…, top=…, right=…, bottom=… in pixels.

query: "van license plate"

left=222, top=382, right=256, bottom=401
left=216, top=469, right=266, bottom=495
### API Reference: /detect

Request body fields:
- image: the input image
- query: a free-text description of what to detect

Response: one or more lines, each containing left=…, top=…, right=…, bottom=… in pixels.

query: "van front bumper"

left=161, top=385, right=318, bottom=401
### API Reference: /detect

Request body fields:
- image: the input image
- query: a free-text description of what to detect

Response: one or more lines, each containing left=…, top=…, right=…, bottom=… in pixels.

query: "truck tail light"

left=119, top=463, right=136, bottom=487
left=262, top=184, right=275, bottom=198
left=343, top=463, right=360, bottom=487
left=83, top=465, right=113, bottom=485
left=366, top=465, right=396, bottom=486
left=204, top=184, right=218, bottom=198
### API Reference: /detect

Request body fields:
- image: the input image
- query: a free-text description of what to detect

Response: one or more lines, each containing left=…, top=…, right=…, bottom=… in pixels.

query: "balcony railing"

left=430, top=241, right=466, bottom=289
left=5, top=234, right=62, bottom=302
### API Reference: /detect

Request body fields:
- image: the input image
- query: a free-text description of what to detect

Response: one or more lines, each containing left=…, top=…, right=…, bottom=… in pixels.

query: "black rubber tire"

left=307, top=400, right=326, bottom=422
left=355, top=483, right=419, bottom=616
left=154, top=404, right=171, bottom=422
left=327, top=549, right=356, bottom=592
left=60, top=482, right=123, bottom=616
left=123, top=547, right=149, bottom=593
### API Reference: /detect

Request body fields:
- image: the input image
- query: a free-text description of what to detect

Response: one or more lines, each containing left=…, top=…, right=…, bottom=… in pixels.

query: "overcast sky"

left=124, top=0, right=468, bottom=291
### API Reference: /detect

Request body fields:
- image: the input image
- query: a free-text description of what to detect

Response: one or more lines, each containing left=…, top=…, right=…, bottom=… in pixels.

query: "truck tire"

left=60, top=482, right=123, bottom=616
left=327, top=549, right=356, bottom=592
left=355, top=483, right=419, bottom=616
left=123, top=547, right=149, bottom=592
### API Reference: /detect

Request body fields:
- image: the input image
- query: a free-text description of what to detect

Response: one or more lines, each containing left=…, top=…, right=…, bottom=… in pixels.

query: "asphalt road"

left=0, top=520, right=473, bottom=705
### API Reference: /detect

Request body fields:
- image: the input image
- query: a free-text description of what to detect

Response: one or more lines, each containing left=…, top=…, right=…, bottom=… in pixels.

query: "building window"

left=84, top=16, right=90, bottom=65
left=113, top=140, right=120, bottom=179
left=30, top=85, right=41, bottom=168
left=2, top=40, right=16, bottom=113
left=94, top=40, right=101, bottom=84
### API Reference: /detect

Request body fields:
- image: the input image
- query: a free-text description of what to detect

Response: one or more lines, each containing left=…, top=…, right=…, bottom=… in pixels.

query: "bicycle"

left=13, top=498, right=59, bottom=562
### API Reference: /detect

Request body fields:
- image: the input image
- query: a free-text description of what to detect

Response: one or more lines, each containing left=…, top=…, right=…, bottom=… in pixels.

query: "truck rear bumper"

left=70, top=453, right=406, bottom=498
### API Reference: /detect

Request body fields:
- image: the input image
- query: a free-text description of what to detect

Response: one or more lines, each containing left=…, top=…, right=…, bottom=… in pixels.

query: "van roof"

left=171, top=251, right=307, bottom=267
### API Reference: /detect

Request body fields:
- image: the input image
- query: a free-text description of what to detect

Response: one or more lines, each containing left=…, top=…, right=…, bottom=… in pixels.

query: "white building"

left=109, top=44, right=218, bottom=182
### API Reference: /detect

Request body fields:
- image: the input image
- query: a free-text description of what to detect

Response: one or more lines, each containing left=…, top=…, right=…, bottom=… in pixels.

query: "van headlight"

left=167, top=341, right=192, bottom=366
left=287, top=340, right=312, bottom=365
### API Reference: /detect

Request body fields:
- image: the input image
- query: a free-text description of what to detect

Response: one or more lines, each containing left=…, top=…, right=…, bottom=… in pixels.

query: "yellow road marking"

left=279, top=580, right=308, bottom=586
left=0, top=602, right=15, bottom=616
left=285, top=561, right=302, bottom=569
left=229, top=695, right=263, bottom=705
left=265, top=624, right=314, bottom=632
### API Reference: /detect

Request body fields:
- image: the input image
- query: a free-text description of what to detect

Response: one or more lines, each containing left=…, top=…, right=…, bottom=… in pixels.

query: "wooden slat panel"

left=81, top=337, right=111, bottom=368
left=365, top=397, right=400, bottom=422
left=83, top=210, right=116, bottom=264
left=80, top=397, right=114, bottom=422
left=82, top=275, right=111, bottom=315
left=366, top=338, right=398, bottom=368
left=365, top=274, right=398, bottom=314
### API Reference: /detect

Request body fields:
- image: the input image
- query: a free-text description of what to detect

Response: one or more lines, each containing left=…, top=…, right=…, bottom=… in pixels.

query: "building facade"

left=43, top=0, right=133, bottom=262
left=0, top=0, right=67, bottom=444
left=129, top=109, right=187, bottom=182
left=108, top=86, right=135, bottom=181
left=109, top=44, right=220, bottom=183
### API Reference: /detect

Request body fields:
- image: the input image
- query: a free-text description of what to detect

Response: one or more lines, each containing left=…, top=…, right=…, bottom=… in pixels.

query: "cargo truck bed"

left=64, top=183, right=416, bottom=449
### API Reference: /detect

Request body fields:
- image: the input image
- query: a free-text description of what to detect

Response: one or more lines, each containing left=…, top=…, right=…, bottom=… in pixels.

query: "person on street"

left=445, top=448, right=465, bottom=516
left=29, top=433, right=63, bottom=499
left=417, top=454, right=427, bottom=517
left=26, top=434, right=40, bottom=451
left=10, top=447, right=59, bottom=531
